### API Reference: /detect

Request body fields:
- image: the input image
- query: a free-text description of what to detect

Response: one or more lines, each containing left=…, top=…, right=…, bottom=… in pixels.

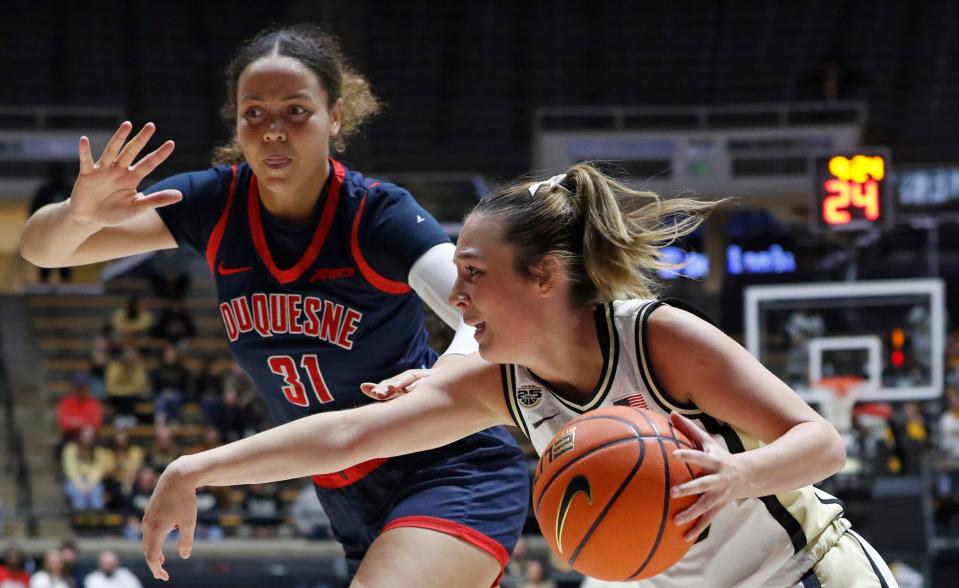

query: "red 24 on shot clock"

left=811, top=149, right=891, bottom=232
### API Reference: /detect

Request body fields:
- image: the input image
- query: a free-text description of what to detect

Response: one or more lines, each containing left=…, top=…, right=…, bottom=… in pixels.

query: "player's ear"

left=329, top=98, right=343, bottom=137
left=529, top=254, right=562, bottom=295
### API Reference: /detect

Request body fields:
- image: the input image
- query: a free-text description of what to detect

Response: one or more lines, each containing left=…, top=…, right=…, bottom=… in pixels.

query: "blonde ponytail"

left=471, top=162, right=721, bottom=305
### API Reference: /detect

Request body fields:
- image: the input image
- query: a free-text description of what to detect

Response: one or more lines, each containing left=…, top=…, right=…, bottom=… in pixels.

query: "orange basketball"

left=532, top=406, right=701, bottom=581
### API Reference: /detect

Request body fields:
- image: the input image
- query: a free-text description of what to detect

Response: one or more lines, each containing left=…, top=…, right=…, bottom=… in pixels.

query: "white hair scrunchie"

left=528, top=173, right=571, bottom=197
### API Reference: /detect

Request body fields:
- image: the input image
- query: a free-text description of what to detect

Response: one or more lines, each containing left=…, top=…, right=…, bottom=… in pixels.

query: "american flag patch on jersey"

left=614, top=394, right=649, bottom=409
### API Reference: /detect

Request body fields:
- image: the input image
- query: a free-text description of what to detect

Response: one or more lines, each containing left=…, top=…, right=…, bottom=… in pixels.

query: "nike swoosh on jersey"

left=416, top=214, right=425, bottom=223
left=532, top=412, right=561, bottom=429
left=556, top=474, right=592, bottom=554
left=217, top=262, right=254, bottom=276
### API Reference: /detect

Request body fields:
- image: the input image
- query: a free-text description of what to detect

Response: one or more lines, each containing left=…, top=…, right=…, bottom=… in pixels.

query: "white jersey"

left=500, top=300, right=847, bottom=588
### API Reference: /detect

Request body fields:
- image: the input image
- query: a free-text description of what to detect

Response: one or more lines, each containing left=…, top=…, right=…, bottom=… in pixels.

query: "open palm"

left=70, top=121, right=182, bottom=227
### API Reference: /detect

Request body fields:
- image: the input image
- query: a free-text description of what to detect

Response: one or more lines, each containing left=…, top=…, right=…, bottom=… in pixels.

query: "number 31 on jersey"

left=268, top=354, right=334, bottom=406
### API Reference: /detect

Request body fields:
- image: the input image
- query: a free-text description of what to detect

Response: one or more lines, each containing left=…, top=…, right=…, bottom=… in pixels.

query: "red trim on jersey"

left=381, top=515, right=510, bottom=570
left=204, top=165, right=238, bottom=273
left=350, top=186, right=413, bottom=295
left=249, top=160, right=345, bottom=285
left=311, top=457, right=388, bottom=489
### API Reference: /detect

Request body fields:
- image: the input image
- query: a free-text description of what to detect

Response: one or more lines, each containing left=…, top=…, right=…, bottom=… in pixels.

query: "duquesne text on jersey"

left=219, top=293, right=363, bottom=349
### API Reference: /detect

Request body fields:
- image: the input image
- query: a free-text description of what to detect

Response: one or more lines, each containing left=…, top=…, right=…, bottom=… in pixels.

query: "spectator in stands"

left=150, top=301, right=196, bottom=345
left=519, top=560, right=556, bottom=588
left=104, top=347, right=149, bottom=428
left=895, top=401, right=930, bottom=474
left=947, top=331, right=959, bottom=389
left=242, top=483, right=283, bottom=539
left=56, top=373, right=103, bottom=442
left=61, top=426, right=112, bottom=512
left=193, top=357, right=224, bottom=421
left=208, top=387, right=254, bottom=443
left=290, top=485, right=331, bottom=540
left=28, top=164, right=72, bottom=286
left=222, top=362, right=254, bottom=401
left=0, top=547, right=31, bottom=588
left=104, top=428, right=144, bottom=508
left=122, top=466, right=158, bottom=540
left=57, top=542, right=81, bottom=588
left=190, top=426, right=222, bottom=455
left=149, top=343, right=191, bottom=425
left=936, top=387, right=959, bottom=530
left=500, top=537, right=529, bottom=588
left=109, top=296, right=152, bottom=343
left=82, top=550, right=142, bottom=588
left=145, top=424, right=179, bottom=473
left=193, top=486, right=226, bottom=542
left=940, top=387, right=959, bottom=461
left=88, top=329, right=113, bottom=400
left=192, top=356, right=224, bottom=402
left=29, top=549, right=70, bottom=588
left=146, top=249, right=191, bottom=302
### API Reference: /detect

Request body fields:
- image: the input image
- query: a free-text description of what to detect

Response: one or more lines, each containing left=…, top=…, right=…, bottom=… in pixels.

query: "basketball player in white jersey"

left=143, top=163, right=897, bottom=587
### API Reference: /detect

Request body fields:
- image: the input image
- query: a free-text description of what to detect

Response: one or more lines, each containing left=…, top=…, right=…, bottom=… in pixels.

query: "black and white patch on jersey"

left=517, top=385, right=543, bottom=408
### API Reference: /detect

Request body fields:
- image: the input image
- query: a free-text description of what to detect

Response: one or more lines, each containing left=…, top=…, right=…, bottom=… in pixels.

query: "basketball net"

left=815, top=376, right=865, bottom=436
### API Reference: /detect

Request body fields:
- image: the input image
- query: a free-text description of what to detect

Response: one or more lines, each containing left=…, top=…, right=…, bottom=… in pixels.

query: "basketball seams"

left=533, top=413, right=696, bottom=513
left=534, top=407, right=701, bottom=581
left=626, top=409, right=675, bottom=580
left=533, top=435, right=640, bottom=513
left=568, top=429, right=646, bottom=567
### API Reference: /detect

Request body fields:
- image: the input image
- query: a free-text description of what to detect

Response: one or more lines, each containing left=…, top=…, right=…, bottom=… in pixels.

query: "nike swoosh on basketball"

left=556, top=474, right=592, bottom=554
left=217, top=262, right=254, bottom=276
left=533, top=413, right=561, bottom=429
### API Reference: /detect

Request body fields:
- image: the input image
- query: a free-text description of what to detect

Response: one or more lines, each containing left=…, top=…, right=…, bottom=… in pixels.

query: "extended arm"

left=19, top=122, right=180, bottom=268
left=142, top=354, right=510, bottom=580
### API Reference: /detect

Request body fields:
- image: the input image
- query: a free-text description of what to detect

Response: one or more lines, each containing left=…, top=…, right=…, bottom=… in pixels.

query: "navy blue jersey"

left=151, top=160, right=529, bottom=571
left=152, top=160, right=449, bottom=423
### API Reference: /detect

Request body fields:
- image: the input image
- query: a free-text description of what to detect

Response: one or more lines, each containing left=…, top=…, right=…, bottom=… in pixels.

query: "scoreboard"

left=810, top=149, right=891, bottom=232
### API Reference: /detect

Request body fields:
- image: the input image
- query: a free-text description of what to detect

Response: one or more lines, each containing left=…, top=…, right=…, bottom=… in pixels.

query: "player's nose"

left=449, top=282, right=469, bottom=308
left=264, top=119, right=287, bottom=142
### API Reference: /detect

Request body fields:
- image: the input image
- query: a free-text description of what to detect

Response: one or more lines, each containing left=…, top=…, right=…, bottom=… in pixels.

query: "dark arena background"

left=2, top=1, right=959, bottom=586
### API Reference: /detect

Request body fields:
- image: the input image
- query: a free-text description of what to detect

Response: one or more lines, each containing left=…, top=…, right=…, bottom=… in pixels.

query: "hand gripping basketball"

left=669, top=412, right=749, bottom=542
left=532, top=406, right=703, bottom=581
left=71, top=121, right=182, bottom=229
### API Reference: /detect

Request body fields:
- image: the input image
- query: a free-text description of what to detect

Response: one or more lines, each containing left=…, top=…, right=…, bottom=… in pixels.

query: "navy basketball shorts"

left=313, top=426, right=530, bottom=579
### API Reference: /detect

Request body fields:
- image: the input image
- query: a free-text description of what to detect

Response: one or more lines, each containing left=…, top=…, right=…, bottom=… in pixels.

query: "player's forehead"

left=237, top=55, right=326, bottom=102
left=455, top=214, right=515, bottom=263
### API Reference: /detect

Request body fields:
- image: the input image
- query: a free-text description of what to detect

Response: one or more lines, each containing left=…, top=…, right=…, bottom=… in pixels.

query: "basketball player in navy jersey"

left=20, top=24, right=528, bottom=587
left=141, top=163, right=899, bottom=586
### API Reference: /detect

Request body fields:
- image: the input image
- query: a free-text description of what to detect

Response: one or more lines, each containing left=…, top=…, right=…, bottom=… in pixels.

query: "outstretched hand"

left=669, top=412, right=749, bottom=542
left=71, top=121, right=182, bottom=229
left=360, top=368, right=432, bottom=401
left=142, top=459, right=199, bottom=581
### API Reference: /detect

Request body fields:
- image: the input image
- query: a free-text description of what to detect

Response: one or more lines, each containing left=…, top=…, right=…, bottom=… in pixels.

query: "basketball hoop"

left=814, top=376, right=865, bottom=436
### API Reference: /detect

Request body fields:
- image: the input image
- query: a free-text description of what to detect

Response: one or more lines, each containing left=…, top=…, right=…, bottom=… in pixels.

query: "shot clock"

left=810, top=149, right=891, bottom=232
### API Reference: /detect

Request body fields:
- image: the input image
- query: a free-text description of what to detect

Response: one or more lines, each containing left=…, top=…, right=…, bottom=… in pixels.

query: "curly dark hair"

left=213, top=23, right=382, bottom=164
